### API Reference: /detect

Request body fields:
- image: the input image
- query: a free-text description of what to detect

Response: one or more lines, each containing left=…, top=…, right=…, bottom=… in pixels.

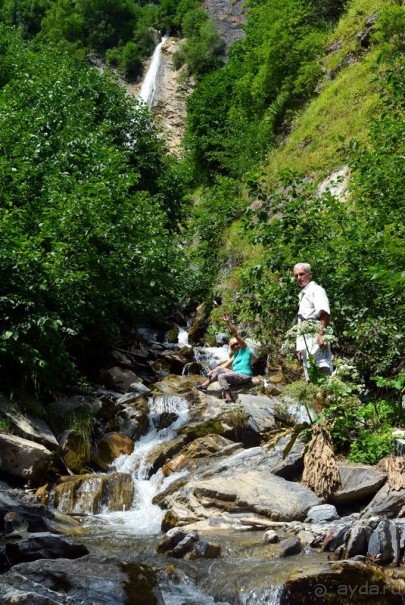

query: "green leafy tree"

left=0, top=35, right=186, bottom=395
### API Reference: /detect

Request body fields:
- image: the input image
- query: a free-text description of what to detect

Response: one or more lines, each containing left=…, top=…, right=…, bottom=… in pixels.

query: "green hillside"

left=185, top=0, right=404, bottom=374
left=0, top=0, right=403, bottom=462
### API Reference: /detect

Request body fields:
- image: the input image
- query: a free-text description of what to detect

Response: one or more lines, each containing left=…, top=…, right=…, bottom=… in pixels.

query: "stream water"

left=70, top=330, right=329, bottom=604
left=96, top=394, right=189, bottom=534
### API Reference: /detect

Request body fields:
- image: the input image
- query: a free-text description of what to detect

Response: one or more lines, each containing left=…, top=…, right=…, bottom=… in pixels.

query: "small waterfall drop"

left=138, top=35, right=168, bottom=107
left=94, top=394, right=189, bottom=534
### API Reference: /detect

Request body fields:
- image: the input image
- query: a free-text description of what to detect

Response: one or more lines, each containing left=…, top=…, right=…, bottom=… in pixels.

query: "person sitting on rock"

left=197, top=313, right=253, bottom=403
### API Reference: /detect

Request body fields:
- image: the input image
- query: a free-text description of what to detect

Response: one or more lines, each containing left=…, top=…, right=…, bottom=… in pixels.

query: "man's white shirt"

left=296, top=281, right=330, bottom=353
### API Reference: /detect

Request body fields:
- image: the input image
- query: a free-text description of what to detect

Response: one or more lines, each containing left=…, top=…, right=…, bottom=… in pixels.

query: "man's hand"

left=317, top=333, right=325, bottom=348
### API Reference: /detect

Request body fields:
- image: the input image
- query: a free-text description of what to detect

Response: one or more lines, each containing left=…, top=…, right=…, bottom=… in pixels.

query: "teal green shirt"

left=232, top=347, right=253, bottom=376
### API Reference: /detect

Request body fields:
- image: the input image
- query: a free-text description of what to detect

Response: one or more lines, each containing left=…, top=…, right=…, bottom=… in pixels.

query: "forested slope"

left=0, top=0, right=403, bottom=465
left=180, top=0, right=404, bottom=462
left=184, top=0, right=404, bottom=378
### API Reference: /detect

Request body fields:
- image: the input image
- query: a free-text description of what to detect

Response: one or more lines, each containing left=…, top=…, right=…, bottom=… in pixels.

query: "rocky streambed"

left=0, top=330, right=404, bottom=604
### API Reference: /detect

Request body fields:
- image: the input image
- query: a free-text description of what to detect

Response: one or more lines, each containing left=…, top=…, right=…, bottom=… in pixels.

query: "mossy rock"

left=166, top=326, right=180, bottom=344
left=180, top=419, right=225, bottom=440
left=121, top=562, right=162, bottom=605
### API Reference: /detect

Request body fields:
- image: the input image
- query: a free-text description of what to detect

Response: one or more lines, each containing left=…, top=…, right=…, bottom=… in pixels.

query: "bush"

left=120, top=40, right=142, bottom=80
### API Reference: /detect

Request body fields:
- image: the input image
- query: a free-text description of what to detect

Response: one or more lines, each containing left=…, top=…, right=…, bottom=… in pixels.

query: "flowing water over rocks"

left=0, top=327, right=404, bottom=603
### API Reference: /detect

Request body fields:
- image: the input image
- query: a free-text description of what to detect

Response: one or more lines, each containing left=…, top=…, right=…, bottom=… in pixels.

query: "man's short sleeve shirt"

left=298, top=281, right=330, bottom=320
left=296, top=281, right=330, bottom=352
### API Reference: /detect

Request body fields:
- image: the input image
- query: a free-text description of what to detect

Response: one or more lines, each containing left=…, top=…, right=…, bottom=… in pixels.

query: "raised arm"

left=222, top=313, right=247, bottom=348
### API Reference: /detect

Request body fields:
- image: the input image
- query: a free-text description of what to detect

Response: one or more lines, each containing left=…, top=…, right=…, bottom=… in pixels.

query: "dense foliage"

left=184, top=0, right=404, bottom=379
left=0, top=25, right=187, bottom=394
left=184, top=0, right=339, bottom=178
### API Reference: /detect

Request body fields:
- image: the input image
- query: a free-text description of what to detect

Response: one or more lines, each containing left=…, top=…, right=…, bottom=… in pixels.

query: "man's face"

left=294, top=266, right=312, bottom=289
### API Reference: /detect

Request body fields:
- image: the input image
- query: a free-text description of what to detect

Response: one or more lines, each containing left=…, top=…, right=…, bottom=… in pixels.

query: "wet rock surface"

left=0, top=327, right=403, bottom=603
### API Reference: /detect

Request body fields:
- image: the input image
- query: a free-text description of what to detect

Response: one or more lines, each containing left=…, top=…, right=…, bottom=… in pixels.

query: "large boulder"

left=116, top=404, right=149, bottom=441
left=100, top=366, right=141, bottom=393
left=0, top=434, right=52, bottom=487
left=191, top=471, right=320, bottom=521
left=329, top=463, right=387, bottom=505
left=236, top=394, right=286, bottom=434
left=0, top=556, right=164, bottom=604
left=159, top=463, right=320, bottom=525
left=4, top=411, right=59, bottom=451
left=53, top=472, right=134, bottom=515
left=3, top=532, right=89, bottom=567
left=367, top=518, right=401, bottom=565
left=360, top=483, right=405, bottom=519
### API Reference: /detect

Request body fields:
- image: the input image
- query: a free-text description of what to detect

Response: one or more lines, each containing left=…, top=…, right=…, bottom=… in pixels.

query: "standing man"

left=293, top=262, right=333, bottom=381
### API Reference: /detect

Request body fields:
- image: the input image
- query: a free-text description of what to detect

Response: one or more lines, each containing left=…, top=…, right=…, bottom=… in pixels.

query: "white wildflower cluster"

left=327, top=358, right=365, bottom=396
left=282, top=322, right=337, bottom=354
left=332, top=358, right=361, bottom=382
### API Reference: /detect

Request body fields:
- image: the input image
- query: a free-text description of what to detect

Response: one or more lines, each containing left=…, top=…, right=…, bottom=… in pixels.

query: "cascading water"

left=138, top=35, right=168, bottom=108
left=94, top=394, right=189, bottom=534
left=77, top=328, right=305, bottom=604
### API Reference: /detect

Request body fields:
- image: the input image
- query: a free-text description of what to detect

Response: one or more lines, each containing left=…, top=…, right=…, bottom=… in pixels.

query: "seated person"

left=197, top=314, right=253, bottom=403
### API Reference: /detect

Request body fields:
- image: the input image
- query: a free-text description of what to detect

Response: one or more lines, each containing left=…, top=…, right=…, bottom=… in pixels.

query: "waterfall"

left=194, top=344, right=230, bottom=374
left=138, top=35, right=168, bottom=107
left=94, top=394, right=189, bottom=534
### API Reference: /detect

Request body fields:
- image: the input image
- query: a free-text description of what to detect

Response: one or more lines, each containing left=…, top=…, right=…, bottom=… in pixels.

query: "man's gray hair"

left=294, top=262, right=311, bottom=273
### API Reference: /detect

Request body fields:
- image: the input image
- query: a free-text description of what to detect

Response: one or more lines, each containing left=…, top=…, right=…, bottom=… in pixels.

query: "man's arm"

left=317, top=310, right=330, bottom=347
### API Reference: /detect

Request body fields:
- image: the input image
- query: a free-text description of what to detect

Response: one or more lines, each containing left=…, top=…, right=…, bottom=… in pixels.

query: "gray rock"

left=116, top=391, right=146, bottom=406
left=305, top=504, right=339, bottom=524
left=237, top=394, right=284, bottom=433
left=191, top=470, right=320, bottom=521
left=4, top=511, right=29, bottom=535
left=368, top=519, right=401, bottom=565
left=171, top=533, right=199, bottom=558
left=100, top=366, right=140, bottom=393
left=345, top=521, right=372, bottom=558
left=330, top=463, right=387, bottom=504
left=129, top=382, right=151, bottom=396
left=297, top=530, right=316, bottom=546
left=264, top=436, right=305, bottom=479
left=360, top=483, right=405, bottom=519
left=0, top=556, right=164, bottom=604
left=323, top=522, right=355, bottom=552
left=4, top=412, right=59, bottom=451
left=185, top=540, right=221, bottom=560
left=279, top=536, right=302, bottom=557
left=156, top=527, right=189, bottom=553
left=0, top=434, right=52, bottom=487
left=117, top=405, right=149, bottom=440
left=4, top=532, right=89, bottom=566
left=263, top=530, right=279, bottom=544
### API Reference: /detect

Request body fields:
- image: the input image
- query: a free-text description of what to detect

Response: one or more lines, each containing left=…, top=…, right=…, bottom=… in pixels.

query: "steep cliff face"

left=134, top=0, right=246, bottom=153
left=202, top=0, right=246, bottom=48
left=152, top=37, right=194, bottom=155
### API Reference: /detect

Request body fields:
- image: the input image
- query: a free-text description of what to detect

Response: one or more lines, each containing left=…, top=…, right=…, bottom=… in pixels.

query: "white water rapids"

left=95, top=393, right=189, bottom=534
